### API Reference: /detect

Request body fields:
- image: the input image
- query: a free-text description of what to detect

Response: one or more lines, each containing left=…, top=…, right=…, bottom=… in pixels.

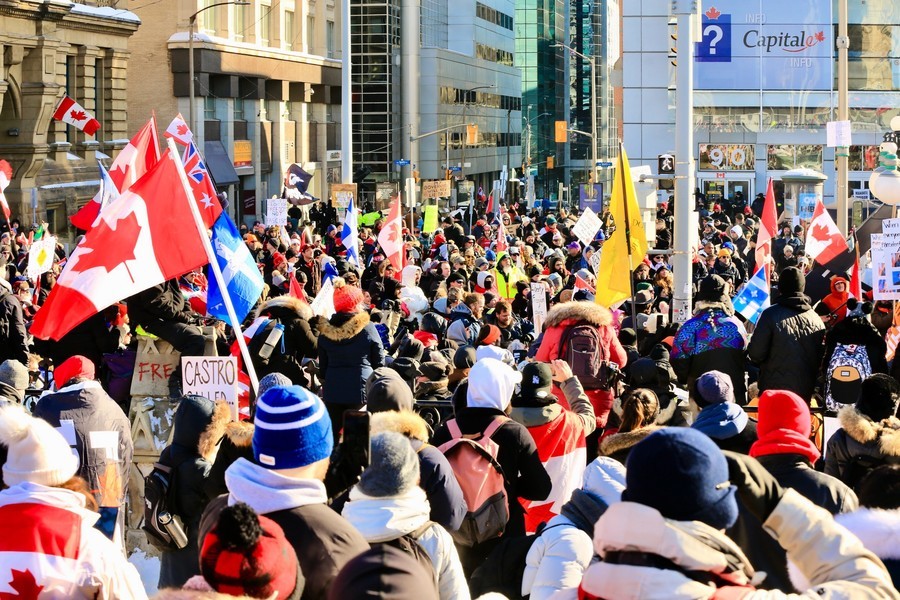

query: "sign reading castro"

left=694, top=0, right=833, bottom=91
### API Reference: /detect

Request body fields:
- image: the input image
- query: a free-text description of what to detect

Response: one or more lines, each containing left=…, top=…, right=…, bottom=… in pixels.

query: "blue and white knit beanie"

left=252, top=385, right=333, bottom=470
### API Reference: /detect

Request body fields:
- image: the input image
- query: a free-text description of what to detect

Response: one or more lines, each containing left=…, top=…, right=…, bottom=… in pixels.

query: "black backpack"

left=469, top=522, right=565, bottom=599
left=378, top=522, right=437, bottom=585
left=142, top=461, right=189, bottom=551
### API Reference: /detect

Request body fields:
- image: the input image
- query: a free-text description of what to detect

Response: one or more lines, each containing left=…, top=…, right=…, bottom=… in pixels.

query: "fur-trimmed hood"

left=838, top=405, right=900, bottom=456
left=836, top=508, right=900, bottom=560
left=198, top=401, right=231, bottom=462
left=600, top=425, right=660, bottom=457
left=318, top=311, right=371, bottom=341
left=612, top=394, right=678, bottom=426
left=544, top=300, right=613, bottom=329
left=369, top=409, right=430, bottom=442
left=255, top=293, right=313, bottom=321
left=224, top=420, right=254, bottom=448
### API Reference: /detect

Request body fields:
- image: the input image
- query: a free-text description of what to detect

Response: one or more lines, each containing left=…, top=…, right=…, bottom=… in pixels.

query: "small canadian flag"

left=52, top=95, right=100, bottom=136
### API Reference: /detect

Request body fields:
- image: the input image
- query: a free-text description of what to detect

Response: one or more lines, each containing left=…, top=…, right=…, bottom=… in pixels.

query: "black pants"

left=325, top=401, right=364, bottom=443
left=144, top=320, right=210, bottom=357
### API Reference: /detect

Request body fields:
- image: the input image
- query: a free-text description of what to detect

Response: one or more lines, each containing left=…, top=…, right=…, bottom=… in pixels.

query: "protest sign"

left=531, top=283, right=548, bottom=333
left=571, top=207, right=603, bottom=247
left=182, top=356, right=239, bottom=420
left=265, top=197, right=288, bottom=226
left=423, top=204, right=439, bottom=233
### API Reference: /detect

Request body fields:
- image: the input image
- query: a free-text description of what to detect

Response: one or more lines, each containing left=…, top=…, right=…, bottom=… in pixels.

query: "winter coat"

left=510, top=377, right=596, bottom=533
left=370, top=410, right=466, bottom=531
left=494, top=252, right=525, bottom=299
left=318, top=311, right=385, bottom=406
left=0, top=288, right=27, bottom=365
left=747, top=300, right=826, bottom=400
left=33, top=312, right=120, bottom=374
left=368, top=274, right=402, bottom=309
left=821, top=314, right=889, bottom=382
left=825, top=406, right=900, bottom=489
left=252, top=295, right=320, bottom=384
left=534, top=302, right=628, bottom=428
left=342, top=486, right=470, bottom=600
left=431, top=406, right=552, bottom=538
left=598, top=425, right=660, bottom=466
left=671, top=303, right=749, bottom=404
left=401, top=266, right=430, bottom=324
left=127, top=279, right=195, bottom=328
left=446, top=304, right=481, bottom=347
left=221, top=457, right=370, bottom=600
left=205, top=420, right=254, bottom=498
left=158, top=397, right=230, bottom=589
left=0, top=483, right=147, bottom=599
left=576, top=490, right=897, bottom=599
left=32, top=380, right=133, bottom=512
left=692, top=402, right=758, bottom=454
left=833, top=509, right=900, bottom=589
left=522, top=458, right=625, bottom=600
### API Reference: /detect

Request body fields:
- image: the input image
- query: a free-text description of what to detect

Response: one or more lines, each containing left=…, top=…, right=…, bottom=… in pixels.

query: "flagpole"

left=618, top=142, right=638, bottom=328
left=166, top=138, right=260, bottom=398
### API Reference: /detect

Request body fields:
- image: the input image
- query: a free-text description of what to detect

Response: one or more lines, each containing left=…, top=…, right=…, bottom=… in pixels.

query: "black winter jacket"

left=127, top=279, right=195, bottom=328
left=0, top=289, right=27, bottom=365
left=33, top=311, right=119, bottom=372
left=251, top=295, right=320, bottom=385
left=318, top=311, right=385, bottom=406
left=825, top=406, right=900, bottom=489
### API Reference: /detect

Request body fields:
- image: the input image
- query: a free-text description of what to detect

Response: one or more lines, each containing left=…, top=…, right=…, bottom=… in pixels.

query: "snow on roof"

left=40, top=179, right=101, bottom=190
left=67, top=2, right=141, bottom=24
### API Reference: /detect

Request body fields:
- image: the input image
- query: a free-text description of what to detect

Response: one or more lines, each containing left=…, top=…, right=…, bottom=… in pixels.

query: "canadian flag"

left=31, top=150, right=208, bottom=341
left=70, top=117, right=160, bottom=231
left=805, top=199, right=848, bottom=265
left=0, top=159, right=12, bottom=221
left=495, top=208, right=509, bottom=252
left=164, top=113, right=193, bottom=146
left=755, top=178, right=778, bottom=281
left=52, top=95, right=100, bottom=136
left=377, top=196, right=404, bottom=273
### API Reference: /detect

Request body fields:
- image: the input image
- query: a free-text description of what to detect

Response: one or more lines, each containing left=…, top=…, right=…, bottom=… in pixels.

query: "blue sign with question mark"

left=696, top=13, right=731, bottom=62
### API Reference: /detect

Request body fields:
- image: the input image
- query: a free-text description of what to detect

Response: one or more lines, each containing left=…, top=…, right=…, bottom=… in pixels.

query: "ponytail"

left=619, top=388, right=659, bottom=432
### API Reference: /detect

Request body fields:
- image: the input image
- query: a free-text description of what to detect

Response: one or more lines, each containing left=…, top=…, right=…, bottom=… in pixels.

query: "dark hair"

left=856, top=465, right=900, bottom=509
left=495, top=300, right=512, bottom=313
left=619, top=388, right=659, bottom=432
left=463, top=292, right=483, bottom=308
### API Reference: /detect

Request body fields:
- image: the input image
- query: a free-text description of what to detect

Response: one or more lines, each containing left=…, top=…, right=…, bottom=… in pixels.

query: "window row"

left=476, top=2, right=513, bottom=30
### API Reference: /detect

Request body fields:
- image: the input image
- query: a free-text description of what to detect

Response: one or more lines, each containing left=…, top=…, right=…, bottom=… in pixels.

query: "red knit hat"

left=476, top=324, right=501, bottom=346
left=332, top=283, right=364, bottom=313
left=200, top=503, right=301, bottom=599
left=54, top=355, right=95, bottom=389
left=750, top=389, right=820, bottom=464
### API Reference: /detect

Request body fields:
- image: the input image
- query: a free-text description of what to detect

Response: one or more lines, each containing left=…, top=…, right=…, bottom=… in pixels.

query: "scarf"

left=691, top=403, right=749, bottom=440
left=559, top=489, right=608, bottom=536
left=750, top=428, right=820, bottom=464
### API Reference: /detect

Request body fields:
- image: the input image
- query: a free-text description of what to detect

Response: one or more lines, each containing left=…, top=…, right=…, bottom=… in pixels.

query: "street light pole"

left=552, top=44, right=598, bottom=188
left=836, top=0, right=849, bottom=235
left=188, top=1, right=249, bottom=134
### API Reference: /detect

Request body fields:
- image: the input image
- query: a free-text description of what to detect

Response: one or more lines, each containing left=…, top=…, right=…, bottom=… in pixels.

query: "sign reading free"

left=694, top=0, right=833, bottom=91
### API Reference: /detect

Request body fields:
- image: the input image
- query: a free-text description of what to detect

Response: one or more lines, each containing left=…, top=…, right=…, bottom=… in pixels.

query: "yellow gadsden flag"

left=595, top=147, right=649, bottom=308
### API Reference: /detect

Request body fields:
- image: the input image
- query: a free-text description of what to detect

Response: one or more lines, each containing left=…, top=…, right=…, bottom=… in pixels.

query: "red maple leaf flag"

left=805, top=199, right=848, bottom=265
left=165, top=113, right=194, bottom=146
left=32, top=149, right=208, bottom=341
left=377, top=196, right=404, bottom=273
left=705, top=6, right=721, bottom=19
left=52, top=95, right=100, bottom=136
left=71, top=117, right=160, bottom=231
left=755, top=178, right=778, bottom=281
left=0, top=160, right=12, bottom=221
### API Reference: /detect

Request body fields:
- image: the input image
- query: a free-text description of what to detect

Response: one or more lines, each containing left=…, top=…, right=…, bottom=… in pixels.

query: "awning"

left=204, top=141, right=240, bottom=186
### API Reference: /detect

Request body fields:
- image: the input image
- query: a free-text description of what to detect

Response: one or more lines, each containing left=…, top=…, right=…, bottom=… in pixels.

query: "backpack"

left=560, top=323, right=620, bottom=390
left=824, top=343, right=872, bottom=413
left=142, top=461, right=189, bottom=551
left=379, top=521, right=437, bottom=586
left=437, top=417, right=510, bottom=547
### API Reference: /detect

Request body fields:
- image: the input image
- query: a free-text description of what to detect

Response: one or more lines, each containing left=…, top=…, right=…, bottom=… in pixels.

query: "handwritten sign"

left=331, top=183, right=357, bottom=210
left=571, top=207, right=603, bottom=247
left=182, top=356, right=239, bottom=420
left=265, top=197, right=288, bottom=226
left=531, top=283, right=548, bottom=333
left=422, top=180, right=452, bottom=199
left=130, top=338, right=181, bottom=397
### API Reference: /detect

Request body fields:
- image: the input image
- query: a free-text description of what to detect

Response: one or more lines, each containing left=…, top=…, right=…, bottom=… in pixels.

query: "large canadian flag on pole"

left=755, top=177, right=778, bottom=281
left=32, top=150, right=208, bottom=341
left=377, top=196, right=404, bottom=273
left=805, top=198, right=849, bottom=265
left=71, top=117, right=160, bottom=231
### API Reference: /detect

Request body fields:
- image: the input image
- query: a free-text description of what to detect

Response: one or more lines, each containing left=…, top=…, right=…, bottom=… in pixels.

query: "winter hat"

left=54, top=355, right=95, bottom=389
left=412, top=330, right=438, bottom=349
left=475, top=344, right=513, bottom=365
left=582, top=456, right=627, bottom=507
left=258, top=372, right=292, bottom=398
left=200, top=503, right=302, bottom=600
left=398, top=337, right=426, bottom=362
left=696, top=274, right=729, bottom=303
left=856, top=374, right=900, bottom=422
left=566, top=241, right=581, bottom=251
left=515, top=362, right=555, bottom=407
left=623, top=428, right=738, bottom=530
left=453, top=346, right=477, bottom=370
left=618, top=328, right=637, bottom=348
left=730, top=225, right=743, bottom=237
left=0, top=360, right=29, bottom=401
left=418, top=359, right=451, bottom=382
left=0, top=405, right=79, bottom=487
left=695, top=371, right=736, bottom=407
left=632, top=289, right=654, bottom=306
left=778, top=267, right=805, bottom=296
left=750, top=389, right=820, bottom=464
left=476, top=324, right=501, bottom=346
left=332, top=283, right=364, bottom=313
left=467, top=358, right=522, bottom=411
left=328, top=544, right=439, bottom=600
left=475, top=257, right=489, bottom=270
left=358, top=431, right=420, bottom=497
left=253, top=386, right=333, bottom=470
left=366, top=368, right=414, bottom=413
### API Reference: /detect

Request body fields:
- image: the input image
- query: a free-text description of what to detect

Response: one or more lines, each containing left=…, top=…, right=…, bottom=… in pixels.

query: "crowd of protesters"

left=0, top=187, right=898, bottom=600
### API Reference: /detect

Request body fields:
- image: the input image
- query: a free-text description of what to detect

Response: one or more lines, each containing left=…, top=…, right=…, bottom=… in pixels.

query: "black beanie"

left=618, top=328, right=637, bottom=348
left=778, top=267, right=805, bottom=296
left=856, top=374, right=900, bottom=422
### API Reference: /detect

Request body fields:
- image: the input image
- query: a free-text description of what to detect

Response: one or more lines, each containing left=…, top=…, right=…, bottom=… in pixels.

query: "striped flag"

left=342, top=197, right=360, bottom=267
left=732, top=265, right=770, bottom=324
left=0, top=160, right=12, bottom=221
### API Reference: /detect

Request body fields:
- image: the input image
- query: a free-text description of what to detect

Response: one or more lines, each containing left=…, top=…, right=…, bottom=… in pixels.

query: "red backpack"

left=438, top=417, right=509, bottom=547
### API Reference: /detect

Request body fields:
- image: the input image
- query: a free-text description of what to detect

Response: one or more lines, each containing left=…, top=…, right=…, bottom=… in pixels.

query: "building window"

left=204, top=97, right=217, bottom=121
left=234, top=3, right=246, bottom=40
left=284, top=10, right=295, bottom=50
left=307, top=16, right=315, bottom=52
left=326, top=20, right=335, bottom=58
left=94, top=57, right=105, bottom=135
left=260, top=4, right=271, bottom=46
left=234, top=98, right=245, bottom=122
left=200, top=0, right=216, bottom=32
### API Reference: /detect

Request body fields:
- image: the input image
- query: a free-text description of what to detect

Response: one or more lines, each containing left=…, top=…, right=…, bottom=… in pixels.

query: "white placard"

left=182, top=356, right=239, bottom=420
left=571, top=206, right=603, bottom=247
left=871, top=232, right=900, bottom=301
left=826, top=120, right=852, bottom=148
left=883, top=218, right=900, bottom=235
left=265, top=197, right=288, bottom=226
left=589, top=249, right=602, bottom=275
left=531, top=283, right=548, bottom=333
left=853, top=188, right=871, bottom=200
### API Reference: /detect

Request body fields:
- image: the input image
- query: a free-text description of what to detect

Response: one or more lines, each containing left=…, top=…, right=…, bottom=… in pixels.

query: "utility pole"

left=836, top=0, right=849, bottom=235
left=505, top=108, right=512, bottom=202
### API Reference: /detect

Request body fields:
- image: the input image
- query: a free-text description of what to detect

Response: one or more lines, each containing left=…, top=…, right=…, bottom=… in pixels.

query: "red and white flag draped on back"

left=378, top=196, right=404, bottom=274
left=31, top=150, right=208, bottom=341
left=755, top=177, right=778, bottom=282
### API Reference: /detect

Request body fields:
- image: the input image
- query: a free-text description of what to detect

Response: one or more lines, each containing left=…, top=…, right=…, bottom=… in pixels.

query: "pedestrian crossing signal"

left=554, top=121, right=567, bottom=143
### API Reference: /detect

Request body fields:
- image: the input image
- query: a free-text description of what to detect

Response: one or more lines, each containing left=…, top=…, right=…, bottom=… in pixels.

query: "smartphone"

left=342, top=410, right=371, bottom=467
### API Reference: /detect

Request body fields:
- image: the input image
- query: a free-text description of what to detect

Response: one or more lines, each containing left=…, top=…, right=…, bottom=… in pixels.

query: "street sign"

left=394, top=159, right=410, bottom=166
left=449, top=166, right=462, bottom=172
left=596, top=161, right=613, bottom=168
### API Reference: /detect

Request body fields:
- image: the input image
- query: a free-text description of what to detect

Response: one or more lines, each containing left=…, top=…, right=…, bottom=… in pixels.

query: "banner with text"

left=182, top=356, right=240, bottom=420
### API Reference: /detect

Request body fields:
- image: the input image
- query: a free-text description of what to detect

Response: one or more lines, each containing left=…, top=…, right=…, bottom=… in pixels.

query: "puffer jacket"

left=370, top=410, right=466, bottom=531
left=252, top=295, right=320, bottom=384
left=158, top=396, right=230, bottom=589
left=575, top=491, right=898, bottom=599
left=0, top=483, right=147, bottom=599
left=318, top=311, right=385, bottom=406
left=747, top=303, right=826, bottom=400
left=825, top=406, right=900, bottom=489
left=522, top=458, right=625, bottom=600
left=401, top=265, right=430, bottom=324
left=534, top=301, right=628, bottom=428
left=342, top=486, right=470, bottom=600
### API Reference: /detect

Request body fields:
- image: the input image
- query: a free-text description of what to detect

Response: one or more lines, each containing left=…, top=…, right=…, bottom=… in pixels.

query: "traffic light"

left=466, top=124, right=479, bottom=145
left=554, top=121, right=567, bottom=143
left=413, top=169, right=420, bottom=183
left=547, top=155, right=555, bottom=170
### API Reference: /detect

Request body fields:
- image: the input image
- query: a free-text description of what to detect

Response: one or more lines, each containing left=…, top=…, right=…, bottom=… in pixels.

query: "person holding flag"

left=342, top=198, right=361, bottom=268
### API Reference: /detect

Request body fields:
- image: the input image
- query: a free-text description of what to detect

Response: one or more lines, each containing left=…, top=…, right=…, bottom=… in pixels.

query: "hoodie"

left=401, top=266, right=429, bottom=324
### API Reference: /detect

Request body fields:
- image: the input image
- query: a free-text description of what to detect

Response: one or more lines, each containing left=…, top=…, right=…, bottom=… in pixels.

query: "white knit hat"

left=0, top=405, right=79, bottom=487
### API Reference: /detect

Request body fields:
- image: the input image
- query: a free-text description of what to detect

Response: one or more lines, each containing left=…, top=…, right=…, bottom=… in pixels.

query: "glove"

left=722, top=451, right=785, bottom=523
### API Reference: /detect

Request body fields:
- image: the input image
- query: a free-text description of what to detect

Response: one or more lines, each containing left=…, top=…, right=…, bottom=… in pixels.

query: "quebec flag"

left=732, top=265, right=770, bottom=325
left=207, top=212, right=265, bottom=322
left=342, top=198, right=360, bottom=267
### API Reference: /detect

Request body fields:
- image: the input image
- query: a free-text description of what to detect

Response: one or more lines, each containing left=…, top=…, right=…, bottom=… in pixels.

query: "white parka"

left=400, top=265, right=430, bottom=323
